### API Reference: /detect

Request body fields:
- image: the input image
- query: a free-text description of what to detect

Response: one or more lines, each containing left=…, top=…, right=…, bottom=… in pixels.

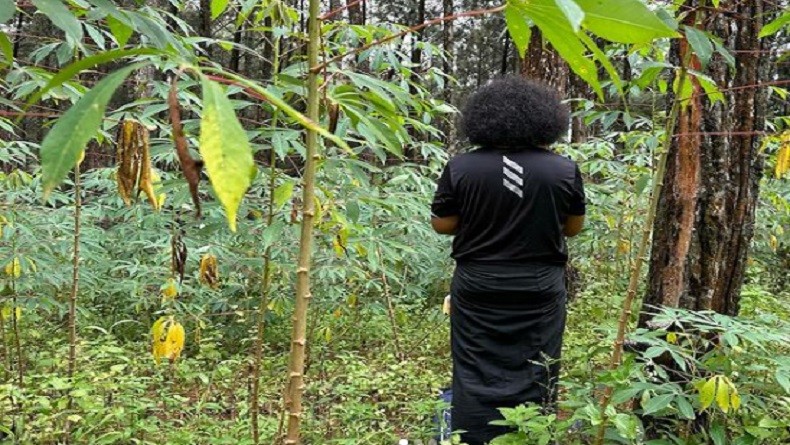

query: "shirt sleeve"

left=568, top=164, right=586, bottom=216
left=431, top=162, right=459, bottom=218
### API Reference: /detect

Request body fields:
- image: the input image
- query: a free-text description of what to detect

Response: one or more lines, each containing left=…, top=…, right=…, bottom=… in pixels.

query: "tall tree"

left=641, top=0, right=777, bottom=322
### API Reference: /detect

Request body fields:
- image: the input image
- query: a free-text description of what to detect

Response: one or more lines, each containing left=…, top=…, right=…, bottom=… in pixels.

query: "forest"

left=0, top=0, right=789, bottom=444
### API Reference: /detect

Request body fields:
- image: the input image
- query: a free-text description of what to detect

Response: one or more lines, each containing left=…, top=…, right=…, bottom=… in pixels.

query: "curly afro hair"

left=460, top=76, right=569, bottom=148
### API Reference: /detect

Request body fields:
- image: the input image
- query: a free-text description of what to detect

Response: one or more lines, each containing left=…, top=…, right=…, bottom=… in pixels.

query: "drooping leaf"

left=715, top=376, right=731, bottom=413
left=759, top=11, right=790, bottom=38
left=699, top=377, right=716, bottom=410
left=31, top=0, right=84, bottom=43
left=40, top=64, right=144, bottom=197
left=684, top=26, right=713, bottom=69
left=199, top=77, right=256, bottom=232
left=512, top=0, right=602, bottom=97
left=575, top=0, right=679, bottom=43
left=504, top=5, right=532, bottom=58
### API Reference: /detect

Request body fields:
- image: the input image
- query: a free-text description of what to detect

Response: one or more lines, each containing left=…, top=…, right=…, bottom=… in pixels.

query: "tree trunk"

left=347, top=0, right=364, bottom=25
left=520, top=28, right=568, bottom=96
left=641, top=0, right=776, bottom=321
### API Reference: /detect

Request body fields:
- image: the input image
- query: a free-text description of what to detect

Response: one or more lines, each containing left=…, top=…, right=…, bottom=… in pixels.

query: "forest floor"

left=7, top=270, right=786, bottom=444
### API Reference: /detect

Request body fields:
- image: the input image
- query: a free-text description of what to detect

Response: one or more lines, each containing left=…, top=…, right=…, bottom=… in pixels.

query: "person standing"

left=431, top=76, right=586, bottom=445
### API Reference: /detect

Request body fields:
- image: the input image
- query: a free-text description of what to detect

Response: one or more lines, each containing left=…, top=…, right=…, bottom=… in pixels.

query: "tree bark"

left=641, top=0, right=776, bottom=322
left=347, top=0, right=364, bottom=25
left=520, top=28, right=568, bottom=96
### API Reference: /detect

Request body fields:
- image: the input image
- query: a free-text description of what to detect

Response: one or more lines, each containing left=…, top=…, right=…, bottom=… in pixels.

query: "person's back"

left=431, top=77, right=585, bottom=445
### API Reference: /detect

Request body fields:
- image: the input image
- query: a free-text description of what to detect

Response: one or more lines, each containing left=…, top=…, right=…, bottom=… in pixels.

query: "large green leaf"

left=40, top=64, right=143, bottom=197
left=512, top=0, right=602, bottom=97
left=199, top=78, right=256, bottom=232
left=554, top=0, right=584, bottom=32
left=575, top=0, right=678, bottom=43
left=504, top=5, right=532, bottom=58
left=0, top=1, right=15, bottom=24
left=211, top=0, right=231, bottom=19
left=31, top=0, right=84, bottom=43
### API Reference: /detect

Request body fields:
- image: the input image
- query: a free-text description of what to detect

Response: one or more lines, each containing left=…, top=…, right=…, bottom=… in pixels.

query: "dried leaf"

left=199, top=254, right=219, bottom=288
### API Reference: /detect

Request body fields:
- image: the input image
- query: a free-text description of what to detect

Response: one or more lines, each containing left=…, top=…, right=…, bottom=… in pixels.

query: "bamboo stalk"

left=593, top=48, right=693, bottom=445
left=282, top=0, right=321, bottom=441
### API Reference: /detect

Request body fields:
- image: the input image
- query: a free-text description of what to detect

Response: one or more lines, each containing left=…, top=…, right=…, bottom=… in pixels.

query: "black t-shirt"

left=431, top=146, right=585, bottom=265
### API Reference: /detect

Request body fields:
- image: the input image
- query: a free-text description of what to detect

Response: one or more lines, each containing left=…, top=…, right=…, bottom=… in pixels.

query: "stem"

left=252, top=40, right=283, bottom=445
left=283, top=0, right=320, bottom=441
left=65, top=161, right=81, bottom=442
left=378, top=248, right=403, bottom=361
left=593, top=49, right=693, bottom=445
left=68, top=162, right=81, bottom=378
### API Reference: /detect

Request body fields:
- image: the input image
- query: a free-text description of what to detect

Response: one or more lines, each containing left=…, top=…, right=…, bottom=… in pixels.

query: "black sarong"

left=450, top=262, right=567, bottom=445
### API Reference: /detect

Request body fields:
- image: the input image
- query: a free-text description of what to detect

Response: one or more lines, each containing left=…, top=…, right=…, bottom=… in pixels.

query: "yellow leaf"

left=151, top=316, right=185, bottom=364
left=666, top=332, right=678, bottom=344
left=776, top=131, right=790, bottom=178
left=730, top=384, right=741, bottom=411
left=161, top=278, right=178, bottom=301
left=1, top=304, right=21, bottom=321
left=199, top=79, right=254, bottom=232
left=4, top=257, right=21, bottom=278
left=699, top=377, right=716, bottom=410
left=346, top=293, right=357, bottom=308
left=715, top=376, right=731, bottom=413
left=165, top=321, right=185, bottom=362
left=769, top=235, right=778, bottom=252
left=617, top=239, right=630, bottom=255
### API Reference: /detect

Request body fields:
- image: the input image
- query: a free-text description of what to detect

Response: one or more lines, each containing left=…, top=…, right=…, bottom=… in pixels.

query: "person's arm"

left=431, top=161, right=460, bottom=235
left=563, top=215, right=584, bottom=237
left=564, top=164, right=586, bottom=237
left=431, top=215, right=459, bottom=235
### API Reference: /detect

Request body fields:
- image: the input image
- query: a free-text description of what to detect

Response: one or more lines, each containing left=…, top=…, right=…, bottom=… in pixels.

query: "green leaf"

left=675, top=396, right=696, bottom=420
left=699, top=377, right=716, bottom=410
left=31, top=0, right=84, bottom=43
left=554, top=0, right=584, bottom=32
left=575, top=0, right=678, bottom=43
left=274, top=181, right=295, bottom=210
left=199, top=78, right=255, bottom=232
left=504, top=5, right=532, bottom=58
left=211, top=0, right=230, bottom=19
left=108, top=15, right=134, bottom=47
left=0, top=32, right=12, bottom=67
left=513, top=0, right=602, bottom=97
left=642, top=393, right=674, bottom=415
left=684, top=26, right=713, bottom=69
left=0, top=1, right=15, bottom=24
left=759, top=11, right=790, bottom=38
left=709, top=421, right=726, bottom=445
left=40, top=64, right=143, bottom=197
